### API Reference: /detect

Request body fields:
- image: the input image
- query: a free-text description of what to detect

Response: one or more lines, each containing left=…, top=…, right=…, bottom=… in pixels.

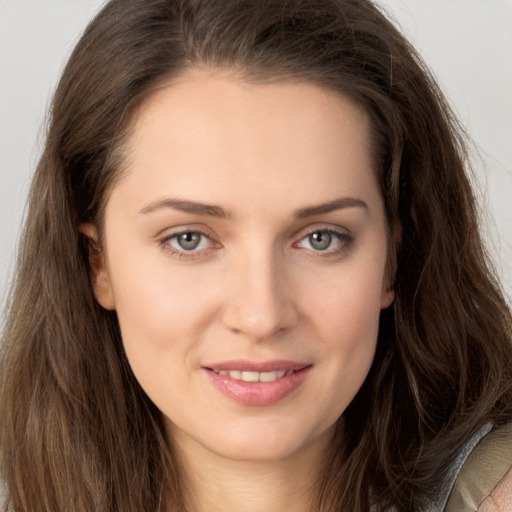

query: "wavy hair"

left=1, top=0, right=511, bottom=510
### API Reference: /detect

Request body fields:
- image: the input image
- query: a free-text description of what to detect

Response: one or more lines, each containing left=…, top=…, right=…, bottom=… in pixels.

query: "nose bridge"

left=222, top=241, right=298, bottom=340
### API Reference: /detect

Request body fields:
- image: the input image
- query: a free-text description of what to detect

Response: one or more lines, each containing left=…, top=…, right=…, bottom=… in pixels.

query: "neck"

left=166, top=427, right=334, bottom=512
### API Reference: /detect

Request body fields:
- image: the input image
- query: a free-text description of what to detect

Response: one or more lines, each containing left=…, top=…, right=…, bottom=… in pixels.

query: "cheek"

left=107, top=252, right=221, bottom=374
left=324, top=279, right=381, bottom=376
left=305, top=266, right=385, bottom=339
left=301, top=266, right=384, bottom=400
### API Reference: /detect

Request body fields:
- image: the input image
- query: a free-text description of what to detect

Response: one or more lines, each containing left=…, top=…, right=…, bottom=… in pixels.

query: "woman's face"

left=89, top=70, right=394, bottom=462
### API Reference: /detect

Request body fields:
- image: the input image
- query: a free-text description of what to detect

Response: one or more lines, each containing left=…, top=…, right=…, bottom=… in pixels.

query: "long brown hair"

left=2, top=1, right=511, bottom=510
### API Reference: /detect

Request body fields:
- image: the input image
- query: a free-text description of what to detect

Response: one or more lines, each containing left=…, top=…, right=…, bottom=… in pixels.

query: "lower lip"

left=204, top=367, right=311, bottom=406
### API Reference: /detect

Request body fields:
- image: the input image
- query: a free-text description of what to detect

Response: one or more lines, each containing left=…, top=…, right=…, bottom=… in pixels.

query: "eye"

left=306, top=231, right=333, bottom=251
left=165, top=231, right=212, bottom=252
left=295, top=229, right=352, bottom=255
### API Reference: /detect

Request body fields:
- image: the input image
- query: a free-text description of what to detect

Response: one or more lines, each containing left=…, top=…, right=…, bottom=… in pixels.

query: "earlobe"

left=79, top=223, right=116, bottom=310
left=380, top=284, right=396, bottom=309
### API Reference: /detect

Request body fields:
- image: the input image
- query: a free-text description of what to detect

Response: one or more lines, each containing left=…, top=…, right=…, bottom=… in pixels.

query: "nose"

left=221, top=248, right=299, bottom=341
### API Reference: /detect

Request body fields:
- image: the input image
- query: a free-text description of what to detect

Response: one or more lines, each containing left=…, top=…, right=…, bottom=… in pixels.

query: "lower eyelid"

left=159, top=241, right=207, bottom=259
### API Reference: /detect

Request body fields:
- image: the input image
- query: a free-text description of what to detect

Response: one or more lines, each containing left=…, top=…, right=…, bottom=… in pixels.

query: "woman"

left=1, top=0, right=511, bottom=511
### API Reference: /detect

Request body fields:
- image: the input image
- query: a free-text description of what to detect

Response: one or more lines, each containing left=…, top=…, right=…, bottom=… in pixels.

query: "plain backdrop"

left=1, top=0, right=511, bottom=314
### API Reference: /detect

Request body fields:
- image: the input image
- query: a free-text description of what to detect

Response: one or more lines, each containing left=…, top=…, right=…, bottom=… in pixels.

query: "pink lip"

left=203, top=360, right=312, bottom=406
left=206, top=359, right=308, bottom=373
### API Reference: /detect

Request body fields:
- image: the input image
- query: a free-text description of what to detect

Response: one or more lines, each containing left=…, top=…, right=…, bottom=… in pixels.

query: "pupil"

left=309, top=231, right=331, bottom=250
left=178, top=232, right=200, bottom=250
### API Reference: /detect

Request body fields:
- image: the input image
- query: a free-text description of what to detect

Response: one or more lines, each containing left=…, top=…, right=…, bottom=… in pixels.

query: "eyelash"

left=158, top=227, right=353, bottom=260
left=293, top=228, right=353, bottom=257
left=159, top=229, right=216, bottom=260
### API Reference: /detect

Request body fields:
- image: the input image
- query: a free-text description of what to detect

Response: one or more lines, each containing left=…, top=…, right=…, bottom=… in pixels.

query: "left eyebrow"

left=293, top=197, right=369, bottom=219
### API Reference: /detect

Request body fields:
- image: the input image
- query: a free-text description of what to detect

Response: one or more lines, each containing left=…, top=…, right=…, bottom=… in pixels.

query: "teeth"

left=241, top=371, right=260, bottom=382
left=259, top=371, right=277, bottom=382
left=213, top=369, right=293, bottom=382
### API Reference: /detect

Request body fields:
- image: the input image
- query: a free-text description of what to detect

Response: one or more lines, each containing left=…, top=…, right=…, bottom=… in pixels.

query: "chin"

left=177, top=418, right=337, bottom=464
left=213, top=439, right=304, bottom=462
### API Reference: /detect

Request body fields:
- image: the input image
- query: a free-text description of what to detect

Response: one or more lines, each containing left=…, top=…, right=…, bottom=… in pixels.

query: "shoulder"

left=445, top=422, right=512, bottom=512
left=478, top=468, right=512, bottom=511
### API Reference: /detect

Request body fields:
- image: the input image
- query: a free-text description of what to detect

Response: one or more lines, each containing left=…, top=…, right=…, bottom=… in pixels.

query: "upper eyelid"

left=156, top=224, right=352, bottom=248
left=164, top=228, right=211, bottom=239
left=157, top=225, right=217, bottom=241
left=157, top=225, right=351, bottom=242
left=295, top=229, right=351, bottom=245
left=294, top=223, right=351, bottom=240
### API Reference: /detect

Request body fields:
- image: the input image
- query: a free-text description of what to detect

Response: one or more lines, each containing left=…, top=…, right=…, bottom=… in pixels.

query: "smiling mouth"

left=210, top=369, right=296, bottom=382
left=204, top=364, right=311, bottom=406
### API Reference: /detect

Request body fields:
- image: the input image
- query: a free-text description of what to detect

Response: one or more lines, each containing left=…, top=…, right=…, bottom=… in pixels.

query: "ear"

left=380, top=276, right=395, bottom=309
left=79, top=223, right=116, bottom=310
left=380, top=224, right=402, bottom=309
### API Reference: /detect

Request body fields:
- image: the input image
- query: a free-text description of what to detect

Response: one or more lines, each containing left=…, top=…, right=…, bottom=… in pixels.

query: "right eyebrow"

left=138, top=198, right=230, bottom=218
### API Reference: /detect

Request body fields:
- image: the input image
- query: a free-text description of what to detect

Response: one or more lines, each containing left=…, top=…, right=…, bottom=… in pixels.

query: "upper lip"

left=204, top=360, right=310, bottom=373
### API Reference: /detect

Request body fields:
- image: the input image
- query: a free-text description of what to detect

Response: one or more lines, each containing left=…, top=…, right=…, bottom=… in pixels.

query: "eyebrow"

left=293, top=197, right=369, bottom=219
left=139, top=196, right=368, bottom=219
left=139, top=198, right=229, bottom=218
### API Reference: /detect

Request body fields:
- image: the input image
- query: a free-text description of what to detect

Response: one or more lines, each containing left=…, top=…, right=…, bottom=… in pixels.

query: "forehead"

left=110, top=70, right=381, bottom=218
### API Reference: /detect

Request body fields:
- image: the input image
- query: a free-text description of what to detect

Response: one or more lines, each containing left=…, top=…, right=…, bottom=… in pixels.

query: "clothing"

left=427, top=422, right=512, bottom=511
left=445, top=422, right=512, bottom=511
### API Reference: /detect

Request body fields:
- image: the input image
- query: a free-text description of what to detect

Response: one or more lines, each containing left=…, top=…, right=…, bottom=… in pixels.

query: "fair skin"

left=479, top=469, right=512, bottom=511
left=84, top=70, right=395, bottom=511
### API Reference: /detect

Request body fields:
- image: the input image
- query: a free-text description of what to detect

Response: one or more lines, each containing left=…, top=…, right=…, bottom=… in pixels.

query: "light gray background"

left=1, top=0, right=511, bottom=312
